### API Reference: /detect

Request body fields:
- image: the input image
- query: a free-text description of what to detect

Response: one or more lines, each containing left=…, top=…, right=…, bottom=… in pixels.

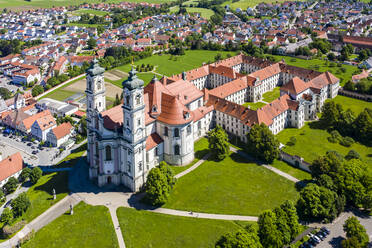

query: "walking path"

left=175, top=153, right=211, bottom=179
left=0, top=194, right=81, bottom=248
left=0, top=184, right=30, bottom=215
left=108, top=206, right=126, bottom=248
left=229, top=146, right=300, bottom=183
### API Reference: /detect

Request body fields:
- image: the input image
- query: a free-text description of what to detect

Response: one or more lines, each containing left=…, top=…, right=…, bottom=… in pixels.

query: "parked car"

left=321, top=227, right=330, bottom=235
left=316, top=232, right=325, bottom=240
left=32, top=150, right=38, bottom=155
left=27, top=143, right=32, bottom=146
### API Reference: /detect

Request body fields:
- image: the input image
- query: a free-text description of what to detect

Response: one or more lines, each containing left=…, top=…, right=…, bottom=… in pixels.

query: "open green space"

left=57, top=143, right=87, bottom=168
left=242, top=101, right=266, bottom=110
left=277, top=122, right=372, bottom=167
left=272, top=55, right=359, bottom=86
left=23, top=202, right=118, bottom=248
left=262, top=86, right=280, bottom=103
left=41, top=89, right=76, bottom=101
left=171, top=137, right=209, bottom=175
left=169, top=6, right=215, bottom=19
left=221, top=0, right=300, bottom=10
left=117, top=50, right=235, bottom=77
left=65, top=22, right=106, bottom=28
left=0, top=0, right=170, bottom=11
left=72, top=9, right=109, bottom=16
left=327, top=95, right=372, bottom=115
left=164, top=152, right=299, bottom=216
left=107, top=72, right=156, bottom=88
left=0, top=171, right=69, bottom=241
left=117, top=207, right=249, bottom=248
left=270, top=160, right=312, bottom=181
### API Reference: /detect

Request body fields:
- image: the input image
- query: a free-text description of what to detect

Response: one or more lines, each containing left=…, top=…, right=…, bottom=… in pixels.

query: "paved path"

left=0, top=184, right=30, bottom=215
left=229, top=146, right=300, bottom=183
left=108, top=206, right=126, bottom=248
left=175, top=153, right=211, bottom=179
left=35, top=74, right=85, bottom=100
left=0, top=194, right=81, bottom=248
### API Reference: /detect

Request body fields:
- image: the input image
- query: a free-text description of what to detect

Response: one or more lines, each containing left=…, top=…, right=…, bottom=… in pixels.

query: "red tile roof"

left=145, top=132, right=163, bottom=151
left=0, top=152, right=24, bottom=182
left=52, top=122, right=73, bottom=140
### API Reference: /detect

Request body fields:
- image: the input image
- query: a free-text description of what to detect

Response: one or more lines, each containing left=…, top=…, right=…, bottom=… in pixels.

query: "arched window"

left=136, top=95, right=141, bottom=105
left=174, top=145, right=180, bottom=155
left=95, top=143, right=99, bottom=155
left=174, top=128, right=179, bottom=137
left=126, top=95, right=130, bottom=106
left=105, top=145, right=112, bottom=161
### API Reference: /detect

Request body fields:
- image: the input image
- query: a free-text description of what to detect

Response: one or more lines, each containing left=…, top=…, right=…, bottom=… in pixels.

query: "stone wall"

left=280, top=151, right=311, bottom=173
left=338, top=89, right=372, bottom=102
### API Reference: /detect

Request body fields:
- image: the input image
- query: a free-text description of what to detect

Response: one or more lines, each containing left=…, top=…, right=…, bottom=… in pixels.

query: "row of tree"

left=216, top=200, right=300, bottom=248
left=320, top=102, right=372, bottom=146
left=0, top=39, right=42, bottom=58
left=344, top=78, right=372, bottom=95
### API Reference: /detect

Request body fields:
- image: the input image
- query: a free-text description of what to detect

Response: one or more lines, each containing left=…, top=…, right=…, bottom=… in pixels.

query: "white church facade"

left=86, top=54, right=340, bottom=191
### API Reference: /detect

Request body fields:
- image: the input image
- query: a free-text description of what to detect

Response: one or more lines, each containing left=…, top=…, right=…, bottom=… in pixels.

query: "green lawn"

left=23, top=202, right=118, bottom=248
left=242, top=101, right=266, bottom=110
left=65, top=23, right=106, bottom=28
left=327, top=95, right=372, bottom=115
left=40, top=89, right=77, bottom=101
left=117, top=207, right=249, bottom=248
left=56, top=143, right=87, bottom=168
left=107, top=72, right=156, bottom=88
left=270, top=160, right=312, bottom=181
left=262, top=87, right=280, bottom=103
left=169, top=6, right=215, bottom=19
left=277, top=122, right=372, bottom=167
left=164, top=153, right=299, bottom=216
left=272, top=55, right=359, bottom=85
left=0, top=171, right=69, bottom=238
left=171, top=137, right=209, bottom=175
left=221, top=0, right=302, bottom=10
left=117, top=50, right=235, bottom=77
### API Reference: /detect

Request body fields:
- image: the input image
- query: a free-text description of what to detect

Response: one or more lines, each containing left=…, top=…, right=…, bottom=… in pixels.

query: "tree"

left=342, top=236, right=363, bottom=248
left=319, top=101, right=342, bottom=129
left=245, top=124, right=279, bottom=163
left=310, top=151, right=342, bottom=179
left=11, top=192, right=30, bottom=217
left=29, top=167, right=42, bottom=185
left=113, top=93, right=121, bottom=106
left=145, top=162, right=175, bottom=206
left=208, top=126, right=229, bottom=161
left=353, top=109, right=372, bottom=146
left=273, top=207, right=291, bottom=244
left=258, top=210, right=283, bottom=248
left=0, top=87, right=11, bottom=100
left=19, top=167, right=31, bottom=182
left=2, top=177, right=18, bottom=194
left=87, top=37, right=97, bottom=50
left=0, top=208, right=12, bottom=224
left=31, top=85, right=44, bottom=97
left=343, top=216, right=369, bottom=247
left=297, top=183, right=339, bottom=222
left=216, top=229, right=262, bottom=248
left=280, top=200, right=300, bottom=240
left=345, top=150, right=361, bottom=161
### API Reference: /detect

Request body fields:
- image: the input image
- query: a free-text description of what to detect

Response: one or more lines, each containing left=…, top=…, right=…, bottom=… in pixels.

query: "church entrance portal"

left=107, top=176, right=112, bottom=184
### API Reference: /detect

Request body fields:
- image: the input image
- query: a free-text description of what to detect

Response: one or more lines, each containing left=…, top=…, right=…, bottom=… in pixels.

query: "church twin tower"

left=85, top=59, right=147, bottom=191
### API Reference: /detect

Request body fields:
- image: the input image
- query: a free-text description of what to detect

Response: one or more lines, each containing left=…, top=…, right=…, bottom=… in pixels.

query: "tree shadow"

left=328, top=236, right=344, bottom=248
left=308, top=120, right=328, bottom=130
left=33, top=171, right=69, bottom=196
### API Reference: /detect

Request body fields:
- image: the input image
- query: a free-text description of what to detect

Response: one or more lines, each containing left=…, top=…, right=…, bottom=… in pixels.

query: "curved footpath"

left=0, top=147, right=301, bottom=247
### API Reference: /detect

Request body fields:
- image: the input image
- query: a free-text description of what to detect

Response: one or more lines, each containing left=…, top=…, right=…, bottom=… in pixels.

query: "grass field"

left=262, top=86, right=280, bottom=102
left=0, top=171, right=69, bottom=238
left=277, top=122, right=372, bottom=167
left=117, top=50, right=235, bottom=77
left=107, top=72, right=157, bottom=88
left=164, top=152, right=299, bottom=216
left=221, top=0, right=300, bottom=10
left=169, top=6, right=215, bottom=19
left=23, top=202, right=118, bottom=248
left=327, top=95, right=372, bottom=115
left=117, top=207, right=249, bottom=248
left=171, top=137, right=209, bottom=175
left=242, top=101, right=266, bottom=110
left=270, top=160, right=312, bottom=181
left=56, top=143, right=87, bottom=168
left=272, top=55, right=359, bottom=86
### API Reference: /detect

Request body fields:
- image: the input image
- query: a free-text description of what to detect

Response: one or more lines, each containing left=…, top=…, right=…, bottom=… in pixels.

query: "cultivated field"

left=169, top=6, right=214, bottom=19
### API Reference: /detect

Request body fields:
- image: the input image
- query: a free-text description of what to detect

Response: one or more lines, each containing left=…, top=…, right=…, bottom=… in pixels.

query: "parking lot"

left=310, top=210, right=372, bottom=248
left=0, top=132, right=67, bottom=167
left=0, top=75, right=21, bottom=94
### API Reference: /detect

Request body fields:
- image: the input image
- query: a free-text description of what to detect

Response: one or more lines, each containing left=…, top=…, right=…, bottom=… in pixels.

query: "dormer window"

left=152, top=105, right=157, bottom=112
left=184, top=112, right=190, bottom=120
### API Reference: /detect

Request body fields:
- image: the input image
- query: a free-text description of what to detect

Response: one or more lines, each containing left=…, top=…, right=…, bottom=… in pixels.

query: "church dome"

left=86, top=58, right=105, bottom=76
left=122, top=67, right=144, bottom=90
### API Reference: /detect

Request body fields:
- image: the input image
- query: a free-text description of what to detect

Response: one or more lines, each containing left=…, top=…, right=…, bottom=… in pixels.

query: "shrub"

left=345, top=150, right=361, bottom=160
left=19, top=167, right=31, bottom=182
left=339, top=136, right=354, bottom=147
left=2, top=177, right=18, bottom=194
left=11, top=193, right=30, bottom=217
left=29, top=167, right=42, bottom=185
left=287, top=136, right=297, bottom=146
left=328, top=130, right=342, bottom=143
left=1, top=220, right=26, bottom=238
left=0, top=208, right=12, bottom=225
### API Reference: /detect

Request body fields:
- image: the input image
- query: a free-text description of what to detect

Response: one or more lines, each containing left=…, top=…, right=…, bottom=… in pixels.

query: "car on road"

left=27, top=143, right=32, bottom=146
left=32, top=151, right=38, bottom=155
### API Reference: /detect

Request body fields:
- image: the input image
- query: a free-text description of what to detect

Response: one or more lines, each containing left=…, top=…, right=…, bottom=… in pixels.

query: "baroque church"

left=86, top=54, right=339, bottom=191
